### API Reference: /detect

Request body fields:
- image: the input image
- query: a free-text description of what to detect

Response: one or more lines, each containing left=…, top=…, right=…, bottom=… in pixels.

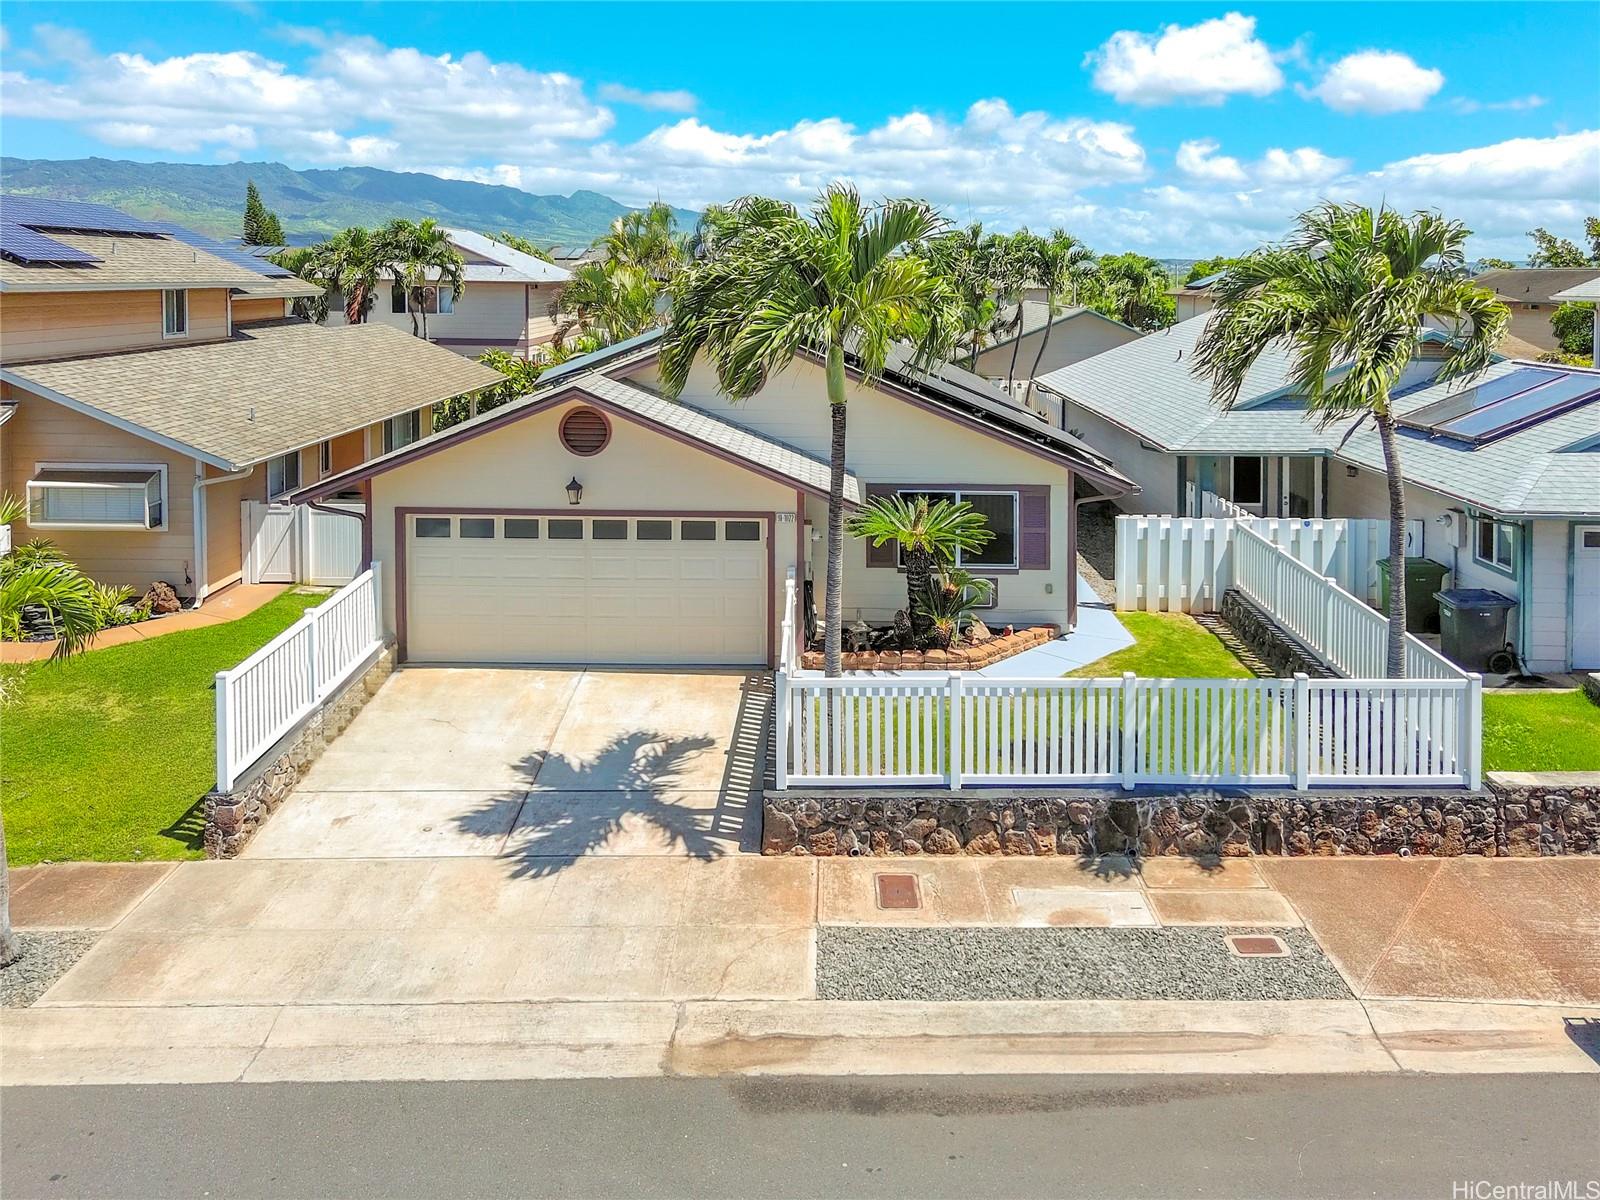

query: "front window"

left=420, top=285, right=453, bottom=315
left=318, top=440, right=332, bottom=476
left=27, top=465, right=165, bottom=530
left=162, top=289, right=188, bottom=338
left=896, top=489, right=1019, bottom=569
left=267, top=452, right=300, bottom=499
left=1475, top=516, right=1517, bottom=574
left=383, top=410, right=422, bottom=454
left=391, top=284, right=407, bottom=314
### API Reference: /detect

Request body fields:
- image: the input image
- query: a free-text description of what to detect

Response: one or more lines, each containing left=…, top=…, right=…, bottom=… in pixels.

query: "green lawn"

left=2, top=590, right=325, bottom=866
left=1066, top=611, right=1254, bottom=679
left=1482, top=690, right=1600, bottom=773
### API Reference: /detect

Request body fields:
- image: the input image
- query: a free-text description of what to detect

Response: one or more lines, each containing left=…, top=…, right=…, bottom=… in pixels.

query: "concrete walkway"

left=0, top=583, right=290, bottom=663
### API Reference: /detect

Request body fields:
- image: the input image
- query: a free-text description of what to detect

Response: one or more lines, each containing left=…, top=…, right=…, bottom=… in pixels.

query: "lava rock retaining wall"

left=1218, top=590, right=1332, bottom=679
left=203, top=645, right=396, bottom=858
left=764, top=776, right=1599, bottom=858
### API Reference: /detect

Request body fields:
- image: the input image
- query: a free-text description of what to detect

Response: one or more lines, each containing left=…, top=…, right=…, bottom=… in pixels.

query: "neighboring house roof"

left=297, top=355, right=859, bottom=505
left=1039, top=313, right=1600, bottom=517
left=983, top=301, right=1137, bottom=350
left=1, top=318, right=504, bottom=471
left=1471, top=268, right=1600, bottom=306
left=147, top=222, right=321, bottom=299
left=444, top=229, right=571, bottom=284
left=1550, top=276, right=1600, bottom=303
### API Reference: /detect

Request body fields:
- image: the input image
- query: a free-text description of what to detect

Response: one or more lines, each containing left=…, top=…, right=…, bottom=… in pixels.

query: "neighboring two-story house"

left=0, top=196, right=503, bottom=603
left=320, top=228, right=571, bottom=359
left=1471, top=267, right=1600, bottom=359
left=1038, top=314, right=1600, bottom=674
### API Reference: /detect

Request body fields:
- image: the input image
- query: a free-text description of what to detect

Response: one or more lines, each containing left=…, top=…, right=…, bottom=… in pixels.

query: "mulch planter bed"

left=800, top=624, right=1060, bottom=673
left=816, top=925, right=1350, bottom=1002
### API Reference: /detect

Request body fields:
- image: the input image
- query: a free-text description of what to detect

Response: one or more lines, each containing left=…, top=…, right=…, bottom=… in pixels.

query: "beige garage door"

left=405, top=513, right=768, bottom=665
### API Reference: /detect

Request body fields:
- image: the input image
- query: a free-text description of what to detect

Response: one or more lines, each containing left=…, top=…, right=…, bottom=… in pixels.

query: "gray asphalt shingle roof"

left=4, top=319, right=504, bottom=469
left=985, top=302, right=1134, bottom=349
left=1039, top=314, right=1600, bottom=517
left=1472, top=268, right=1600, bottom=306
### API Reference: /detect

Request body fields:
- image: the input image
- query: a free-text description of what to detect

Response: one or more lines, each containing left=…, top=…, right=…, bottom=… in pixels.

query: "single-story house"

left=295, top=329, right=1137, bottom=667
left=1472, top=267, right=1600, bottom=358
left=1039, top=314, right=1600, bottom=672
left=969, top=302, right=1141, bottom=423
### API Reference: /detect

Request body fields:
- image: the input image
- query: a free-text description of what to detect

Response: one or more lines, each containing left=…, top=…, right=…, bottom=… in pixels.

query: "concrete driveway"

left=244, top=667, right=768, bottom=862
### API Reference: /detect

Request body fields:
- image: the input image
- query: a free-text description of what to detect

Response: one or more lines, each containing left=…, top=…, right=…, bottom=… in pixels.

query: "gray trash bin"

left=1435, top=588, right=1517, bottom=671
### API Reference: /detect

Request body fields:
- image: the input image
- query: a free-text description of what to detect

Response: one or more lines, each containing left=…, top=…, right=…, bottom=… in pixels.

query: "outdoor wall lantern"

left=565, top=476, right=584, bottom=505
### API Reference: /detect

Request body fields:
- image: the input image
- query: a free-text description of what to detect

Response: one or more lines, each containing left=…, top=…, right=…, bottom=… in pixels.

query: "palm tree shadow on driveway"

left=456, top=729, right=730, bottom=880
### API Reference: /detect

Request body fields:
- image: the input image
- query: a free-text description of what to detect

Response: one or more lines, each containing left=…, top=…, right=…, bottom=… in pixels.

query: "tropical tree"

left=1085, top=252, right=1176, bottom=330
left=302, top=227, right=385, bottom=325
left=1551, top=301, right=1595, bottom=361
left=848, top=494, right=992, bottom=648
left=922, top=223, right=1026, bottom=370
left=1003, top=231, right=1042, bottom=389
left=1194, top=203, right=1508, bottom=676
left=661, top=184, right=962, bottom=676
left=268, top=245, right=331, bottom=324
left=0, top=494, right=101, bottom=967
left=1526, top=219, right=1600, bottom=268
left=1184, top=255, right=1239, bottom=283
left=552, top=261, right=661, bottom=348
left=597, top=201, right=688, bottom=280
left=381, top=218, right=466, bottom=340
left=241, top=181, right=285, bottom=246
left=1023, top=230, right=1096, bottom=407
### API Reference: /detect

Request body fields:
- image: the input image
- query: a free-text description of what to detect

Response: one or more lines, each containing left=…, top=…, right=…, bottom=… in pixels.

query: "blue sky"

left=3, top=2, right=1596, bottom=257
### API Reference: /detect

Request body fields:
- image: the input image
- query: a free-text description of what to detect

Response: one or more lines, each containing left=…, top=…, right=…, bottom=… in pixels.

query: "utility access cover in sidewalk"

left=875, top=873, right=921, bottom=910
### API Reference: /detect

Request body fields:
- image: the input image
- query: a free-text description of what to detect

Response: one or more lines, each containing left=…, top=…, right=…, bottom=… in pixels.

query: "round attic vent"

left=559, top=406, right=610, bottom=456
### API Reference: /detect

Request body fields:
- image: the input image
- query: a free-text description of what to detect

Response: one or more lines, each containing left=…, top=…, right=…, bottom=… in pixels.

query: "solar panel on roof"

left=0, top=222, right=102, bottom=264
left=148, top=221, right=294, bottom=278
left=0, top=194, right=167, bottom=235
left=1402, top=366, right=1600, bottom=444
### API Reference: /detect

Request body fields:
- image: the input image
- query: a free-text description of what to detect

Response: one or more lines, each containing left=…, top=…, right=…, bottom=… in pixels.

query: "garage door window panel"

left=460, top=518, right=495, bottom=539
left=593, top=519, right=628, bottom=540
left=505, top=519, right=540, bottom=539
left=725, top=520, right=761, bottom=542
left=415, top=517, right=452, bottom=538
left=549, top=519, right=584, bottom=540
left=637, top=520, right=673, bottom=541
left=682, top=520, right=717, bottom=541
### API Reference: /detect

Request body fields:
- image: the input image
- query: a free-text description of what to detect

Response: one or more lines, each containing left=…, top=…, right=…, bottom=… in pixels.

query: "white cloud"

left=1086, top=13, right=1283, bottom=106
left=1303, top=50, right=1444, bottom=114
left=1371, top=129, right=1599, bottom=201
left=1448, top=94, right=1546, bottom=115
left=1175, top=139, right=1246, bottom=184
left=597, top=82, right=697, bottom=113
left=1257, top=146, right=1347, bottom=184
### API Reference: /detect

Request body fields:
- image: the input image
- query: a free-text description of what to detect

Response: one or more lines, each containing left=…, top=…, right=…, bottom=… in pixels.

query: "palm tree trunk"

left=905, top=547, right=935, bottom=648
left=1, top=814, right=20, bottom=968
left=408, top=287, right=421, bottom=337
left=1023, top=307, right=1056, bottom=409
left=1006, top=310, right=1025, bottom=390
left=823, top=345, right=849, bottom=678
left=1376, top=407, right=1409, bottom=678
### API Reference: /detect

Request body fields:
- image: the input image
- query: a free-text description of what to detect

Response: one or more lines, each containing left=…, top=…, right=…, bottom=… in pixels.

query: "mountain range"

left=0, top=157, right=699, bottom=248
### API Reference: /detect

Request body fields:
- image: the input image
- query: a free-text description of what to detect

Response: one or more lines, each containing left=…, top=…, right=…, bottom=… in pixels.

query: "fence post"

left=214, top=669, right=232, bottom=793
left=1323, top=575, right=1338, bottom=661
left=948, top=672, right=964, bottom=790
left=1464, top=673, right=1483, bottom=790
left=774, top=671, right=789, bottom=789
left=1292, top=672, right=1311, bottom=791
left=1120, top=672, right=1137, bottom=791
left=306, top=610, right=322, bottom=704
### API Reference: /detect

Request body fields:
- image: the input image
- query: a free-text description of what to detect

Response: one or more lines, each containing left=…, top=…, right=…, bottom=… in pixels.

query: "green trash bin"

left=1376, top=556, right=1451, bottom=634
left=1436, top=588, right=1517, bottom=671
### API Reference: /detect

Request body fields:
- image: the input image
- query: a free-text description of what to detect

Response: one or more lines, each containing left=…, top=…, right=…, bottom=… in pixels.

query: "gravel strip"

left=1, top=931, right=99, bottom=1008
left=817, top=926, right=1349, bottom=1002
left=1074, top=500, right=1118, bottom=605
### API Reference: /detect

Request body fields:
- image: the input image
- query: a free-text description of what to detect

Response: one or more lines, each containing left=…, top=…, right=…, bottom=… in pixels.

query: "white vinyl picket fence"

left=774, top=671, right=1480, bottom=790
left=243, top=501, right=364, bottom=587
left=214, top=564, right=384, bottom=792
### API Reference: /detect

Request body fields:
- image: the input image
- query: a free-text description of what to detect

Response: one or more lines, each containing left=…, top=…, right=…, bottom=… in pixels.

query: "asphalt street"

left=3, top=1073, right=1598, bottom=1199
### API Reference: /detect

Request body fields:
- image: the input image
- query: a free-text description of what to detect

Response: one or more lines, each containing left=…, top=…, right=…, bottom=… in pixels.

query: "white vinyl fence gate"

left=243, top=501, right=364, bottom=587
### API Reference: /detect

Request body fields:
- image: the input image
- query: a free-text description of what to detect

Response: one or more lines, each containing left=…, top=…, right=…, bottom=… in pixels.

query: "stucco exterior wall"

left=201, top=464, right=259, bottom=592
left=231, top=297, right=291, bottom=322
left=972, top=316, right=1140, bottom=382
left=0, top=388, right=199, bottom=593
left=638, top=356, right=1078, bottom=631
left=0, top=288, right=230, bottom=362
left=1057, top=402, right=1177, bottom=515
left=368, top=396, right=801, bottom=658
left=326, top=281, right=560, bottom=358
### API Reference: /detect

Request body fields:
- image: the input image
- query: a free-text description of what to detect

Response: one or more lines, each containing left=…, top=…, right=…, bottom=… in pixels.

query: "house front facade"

left=1039, top=314, right=1600, bottom=673
left=0, top=195, right=505, bottom=602
left=321, top=228, right=571, bottom=360
left=1472, top=267, right=1600, bottom=358
left=297, top=331, right=1135, bottom=668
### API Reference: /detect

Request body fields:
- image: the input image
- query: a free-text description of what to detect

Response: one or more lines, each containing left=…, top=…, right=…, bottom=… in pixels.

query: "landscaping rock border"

left=202, top=645, right=396, bottom=858
left=764, top=776, right=1599, bottom=858
left=799, top=624, right=1060, bottom=673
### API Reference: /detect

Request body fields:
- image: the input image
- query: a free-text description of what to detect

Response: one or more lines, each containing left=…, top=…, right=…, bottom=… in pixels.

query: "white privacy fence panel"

left=215, top=564, right=384, bottom=792
left=774, top=670, right=1480, bottom=791
left=1118, top=513, right=1349, bottom=613
left=243, top=502, right=364, bottom=587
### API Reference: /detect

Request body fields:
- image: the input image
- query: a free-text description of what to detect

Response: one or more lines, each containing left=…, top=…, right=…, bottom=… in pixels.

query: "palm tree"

left=1004, top=231, right=1042, bottom=390
left=1023, top=230, right=1096, bottom=408
left=1086, top=253, right=1176, bottom=331
left=303, top=227, right=385, bottom=325
left=0, top=494, right=100, bottom=967
left=381, top=218, right=466, bottom=340
left=1194, top=203, right=1508, bottom=676
left=661, top=184, right=961, bottom=676
left=597, top=201, right=688, bottom=280
left=269, top=246, right=331, bottom=324
left=847, top=494, right=992, bottom=648
left=552, top=261, right=661, bottom=348
left=924, top=223, right=1016, bottom=370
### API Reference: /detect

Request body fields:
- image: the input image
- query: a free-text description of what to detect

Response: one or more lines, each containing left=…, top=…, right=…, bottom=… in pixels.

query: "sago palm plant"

left=1194, top=203, right=1508, bottom=676
left=847, top=493, right=992, bottom=648
left=661, top=184, right=962, bottom=675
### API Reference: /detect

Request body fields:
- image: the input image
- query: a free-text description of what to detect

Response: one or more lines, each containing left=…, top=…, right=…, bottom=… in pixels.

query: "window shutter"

left=1018, top=485, right=1051, bottom=570
left=863, top=484, right=898, bottom=568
